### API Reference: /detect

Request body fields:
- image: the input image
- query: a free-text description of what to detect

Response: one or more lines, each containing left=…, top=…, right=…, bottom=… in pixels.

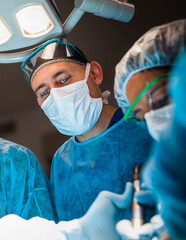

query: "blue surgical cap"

left=114, top=19, right=186, bottom=111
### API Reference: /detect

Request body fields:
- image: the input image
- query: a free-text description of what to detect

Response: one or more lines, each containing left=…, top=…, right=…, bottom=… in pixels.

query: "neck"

left=76, top=104, right=117, bottom=142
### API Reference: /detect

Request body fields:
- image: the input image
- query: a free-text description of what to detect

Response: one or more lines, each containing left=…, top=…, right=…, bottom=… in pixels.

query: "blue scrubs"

left=0, top=138, right=56, bottom=221
left=143, top=52, right=186, bottom=239
left=50, top=109, right=152, bottom=221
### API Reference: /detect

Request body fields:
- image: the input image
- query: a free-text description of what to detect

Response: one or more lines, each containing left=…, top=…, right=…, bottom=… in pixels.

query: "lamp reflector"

left=15, top=5, right=55, bottom=38
left=0, top=17, right=12, bottom=45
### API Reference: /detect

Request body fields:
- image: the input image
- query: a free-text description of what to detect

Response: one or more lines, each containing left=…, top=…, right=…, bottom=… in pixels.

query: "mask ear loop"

left=84, top=63, right=91, bottom=81
left=124, top=75, right=169, bottom=122
left=102, top=90, right=111, bottom=104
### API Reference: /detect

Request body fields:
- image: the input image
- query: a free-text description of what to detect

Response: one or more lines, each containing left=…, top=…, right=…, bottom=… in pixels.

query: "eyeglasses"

left=21, top=38, right=88, bottom=83
left=124, top=75, right=170, bottom=122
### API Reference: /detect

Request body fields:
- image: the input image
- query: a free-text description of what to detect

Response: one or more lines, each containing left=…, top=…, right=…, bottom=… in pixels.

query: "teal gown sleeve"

left=0, top=139, right=57, bottom=221
left=143, top=52, right=186, bottom=240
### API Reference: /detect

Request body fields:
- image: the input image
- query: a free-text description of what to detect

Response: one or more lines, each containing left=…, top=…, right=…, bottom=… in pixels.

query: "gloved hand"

left=135, top=188, right=156, bottom=207
left=135, top=183, right=160, bottom=209
left=0, top=183, right=133, bottom=240
left=78, top=182, right=133, bottom=240
left=115, top=186, right=162, bottom=240
left=116, top=214, right=170, bottom=240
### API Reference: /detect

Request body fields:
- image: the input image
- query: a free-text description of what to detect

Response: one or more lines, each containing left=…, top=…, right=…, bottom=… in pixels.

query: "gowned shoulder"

left=0, top=138, right=39, bottom=169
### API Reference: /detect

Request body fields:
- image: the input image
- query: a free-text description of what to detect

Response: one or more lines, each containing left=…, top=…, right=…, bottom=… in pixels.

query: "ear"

left=37, top=97, right=42, bottom=107
left=89, top=61, right=103, bottom=86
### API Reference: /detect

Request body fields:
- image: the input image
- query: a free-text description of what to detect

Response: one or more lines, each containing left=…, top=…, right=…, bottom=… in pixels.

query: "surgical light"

left=15, top=5, right=55, bottom=38
left=62, top=0, right=135, bottom=37
left=0, top=17, right=12, bottom=45
left=0, top=0, right=63, bottom=60
left=0, top=0, right=135, bottom=63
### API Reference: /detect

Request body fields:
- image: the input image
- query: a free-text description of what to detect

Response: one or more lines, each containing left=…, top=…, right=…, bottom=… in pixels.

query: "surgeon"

left=21, top=39, right=152, bottom=221
left=115, top=19, right=186, bottom=138
left=0, top=138, right=56, bottom=220
left=114, top=19, right=186, bottom=239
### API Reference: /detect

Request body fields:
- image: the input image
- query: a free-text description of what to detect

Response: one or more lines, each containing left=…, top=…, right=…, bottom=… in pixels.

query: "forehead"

left=31, top=61, right=84, bottom=88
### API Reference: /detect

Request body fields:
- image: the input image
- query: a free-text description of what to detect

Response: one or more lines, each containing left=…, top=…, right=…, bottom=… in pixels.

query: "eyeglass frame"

left=124, top=75, right=170, bottom=122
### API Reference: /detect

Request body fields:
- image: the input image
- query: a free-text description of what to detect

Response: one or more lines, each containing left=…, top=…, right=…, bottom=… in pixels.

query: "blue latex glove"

left=135, top=183, right=159, bottom=210
left=116, top=185, right=163, bottom=240
left=79, top=181, right=133, bottom=240
left=116, top=218, right=154, bottom=240
left=116, top=214, right=170, bottom=240
left=135, top=190, right=156, bottom=207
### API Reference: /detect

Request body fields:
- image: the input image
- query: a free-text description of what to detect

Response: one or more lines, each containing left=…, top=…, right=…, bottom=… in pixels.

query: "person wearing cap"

left=114, top=19, right=186, bottom=239
left=21, top=39, right=152, bottom=222
left=0, top=138, right=56, bottom=221
left=114, top=19, right=186, bottom=141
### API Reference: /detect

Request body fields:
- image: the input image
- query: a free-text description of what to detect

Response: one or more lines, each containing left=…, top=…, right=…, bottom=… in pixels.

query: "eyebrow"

left=149, top=81, right=167, bottom=96
left=34, top=71, right=67, bottom=94
left=53, top=71, right=66, bottom=80
left=34, top=83, right=47, bottom=95
left=132, top=81, right=167, bottom=117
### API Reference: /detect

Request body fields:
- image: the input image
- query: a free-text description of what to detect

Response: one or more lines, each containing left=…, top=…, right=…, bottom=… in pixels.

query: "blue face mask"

left=41, top=63, right=103, bottom=136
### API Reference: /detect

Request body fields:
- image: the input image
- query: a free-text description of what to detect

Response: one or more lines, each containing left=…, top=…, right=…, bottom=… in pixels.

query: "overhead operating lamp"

left=0, top=0, right=135, bottom=63
left=0, top=0, right=63, bottom=63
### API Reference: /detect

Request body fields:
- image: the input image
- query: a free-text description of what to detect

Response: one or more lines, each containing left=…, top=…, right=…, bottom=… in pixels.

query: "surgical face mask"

left=41, top=63, right=103, bottom=136
left=144, top=104, right=175, bottom=141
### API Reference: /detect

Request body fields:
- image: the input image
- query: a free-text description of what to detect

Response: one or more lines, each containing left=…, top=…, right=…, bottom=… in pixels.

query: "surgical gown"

left=50, top=114, right=152, bottom=221
left=0, top=138, right=56, bottom=221
left=143, top=52, right=186, bottom=239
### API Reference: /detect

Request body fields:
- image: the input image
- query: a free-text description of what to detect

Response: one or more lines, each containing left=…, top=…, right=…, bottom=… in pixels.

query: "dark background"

left=0, top=0, right=185, bottom=177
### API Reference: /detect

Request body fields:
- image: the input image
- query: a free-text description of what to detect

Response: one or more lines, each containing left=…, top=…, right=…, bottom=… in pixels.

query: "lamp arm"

left=61, top=7, right=85, bottom=37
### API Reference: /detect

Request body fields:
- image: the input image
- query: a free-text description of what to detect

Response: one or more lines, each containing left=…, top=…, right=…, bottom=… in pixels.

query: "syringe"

left=132, top=165, right=144, bottom=229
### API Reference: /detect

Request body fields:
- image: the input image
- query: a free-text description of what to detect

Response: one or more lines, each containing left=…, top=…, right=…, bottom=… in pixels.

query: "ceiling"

left=0, top=0, right=186, bottom=116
